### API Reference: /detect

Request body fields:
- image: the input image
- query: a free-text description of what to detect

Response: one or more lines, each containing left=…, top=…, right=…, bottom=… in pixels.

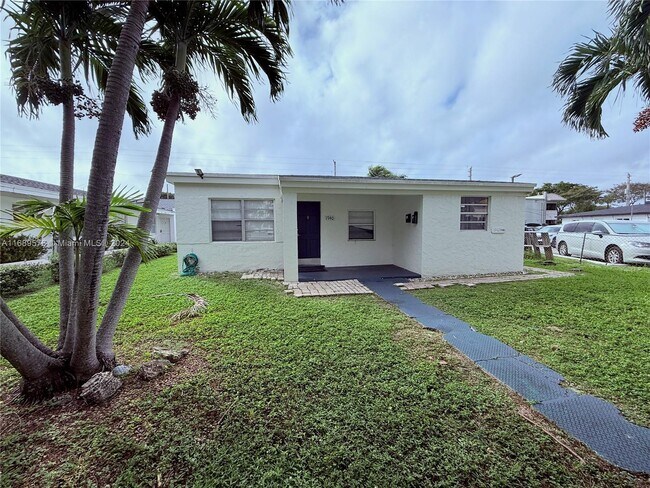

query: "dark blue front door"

left=297, top=201, right=321, bottom=259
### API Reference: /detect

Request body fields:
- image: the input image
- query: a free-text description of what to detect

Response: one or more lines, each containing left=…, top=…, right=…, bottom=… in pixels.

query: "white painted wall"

left=420, top=192, right=525, bottom=277
left=297, top=193, right=395, bottom=268
left=391, top=195, right=423, bottom=274
left=171, top=178, right=528, bottom=279
left=0, top=193, right=55, bottom=253
left=175, top=182, right=283, bottom=273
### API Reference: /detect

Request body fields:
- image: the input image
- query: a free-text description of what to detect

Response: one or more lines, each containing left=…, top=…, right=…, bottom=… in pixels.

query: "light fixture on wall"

left=195, top=168, right=204, bottom=179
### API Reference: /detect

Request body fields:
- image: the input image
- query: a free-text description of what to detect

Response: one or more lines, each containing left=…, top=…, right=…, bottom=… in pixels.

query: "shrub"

left=0, top=235, right=48, bottom=263
left=0, top=264, right=49, bottom=295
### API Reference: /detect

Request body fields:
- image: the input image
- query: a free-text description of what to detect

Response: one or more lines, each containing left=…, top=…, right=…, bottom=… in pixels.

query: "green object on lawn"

left=180, top=253, right=198, bottom=276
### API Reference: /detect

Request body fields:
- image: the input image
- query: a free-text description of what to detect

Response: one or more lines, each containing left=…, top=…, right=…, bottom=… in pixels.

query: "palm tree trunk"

left=1, top=310, right=70, bottom=399
left=0, top=298, right=54, bottom=357
left=96, top=42, right=188, bottom=365
left=69, top=0, right=150, bottom=379
left=57, top=37, right=76, bottom=350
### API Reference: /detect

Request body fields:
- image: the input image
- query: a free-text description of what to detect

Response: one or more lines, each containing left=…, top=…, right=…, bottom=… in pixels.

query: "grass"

left=0, top=256, right=645, bottom=487
left=412, top=258, right=650, bottom=426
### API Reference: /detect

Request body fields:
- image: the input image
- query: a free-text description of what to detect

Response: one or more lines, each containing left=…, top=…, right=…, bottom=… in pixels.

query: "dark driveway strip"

left=363, top=279, right=650, bottom=474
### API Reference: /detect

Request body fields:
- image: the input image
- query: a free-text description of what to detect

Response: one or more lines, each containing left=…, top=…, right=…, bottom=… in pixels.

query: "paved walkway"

left=363, top=279, right=650, bottom=474
left=285, top=279, right=373, bottom=297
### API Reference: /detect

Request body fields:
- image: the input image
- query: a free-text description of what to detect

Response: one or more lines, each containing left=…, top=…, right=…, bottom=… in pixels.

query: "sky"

left=1, top=1, right=649, bottom=195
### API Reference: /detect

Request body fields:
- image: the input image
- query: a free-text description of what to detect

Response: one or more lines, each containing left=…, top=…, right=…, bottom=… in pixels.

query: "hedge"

left=1, top=243, right=177, bottom=296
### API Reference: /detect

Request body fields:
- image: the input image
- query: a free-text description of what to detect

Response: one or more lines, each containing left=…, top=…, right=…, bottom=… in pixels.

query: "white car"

left=556, top=220, right=650, bottom=264
left=536, top=225, right=561, bottom=248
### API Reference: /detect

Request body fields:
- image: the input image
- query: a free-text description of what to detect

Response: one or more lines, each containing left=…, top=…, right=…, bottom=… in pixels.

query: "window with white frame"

left=348, top=210, right=375, bottom=240
left=211, top=199, right=274, bottom=241
left=460, top=196, right=488, bottom=230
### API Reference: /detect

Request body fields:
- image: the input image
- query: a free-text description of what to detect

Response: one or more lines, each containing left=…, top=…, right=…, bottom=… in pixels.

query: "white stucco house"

left=1, top=174, right=176, bottom=245
left=124, top=198, right=177, bottom=243
left=166, top=172, right=535, bottom=282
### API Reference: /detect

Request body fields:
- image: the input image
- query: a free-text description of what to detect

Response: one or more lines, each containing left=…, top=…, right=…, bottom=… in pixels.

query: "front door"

left=297, top=201, right=321, bottom=259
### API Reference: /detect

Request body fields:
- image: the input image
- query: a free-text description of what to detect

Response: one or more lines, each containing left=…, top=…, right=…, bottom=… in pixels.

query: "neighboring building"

left=562, top=204, right=650, bottom=223
left=166, top=173, right=535, bottom=282
left=0, top=174, right=87, bottom=248
left=1, top=174, right=176, bottom=244
left=525, top=193, right=566, bottom=225
left=124, top=198, right=176, bottom=243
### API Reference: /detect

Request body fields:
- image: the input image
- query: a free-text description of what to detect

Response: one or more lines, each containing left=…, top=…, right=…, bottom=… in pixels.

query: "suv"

left=556, top=220, right=650, bottom=264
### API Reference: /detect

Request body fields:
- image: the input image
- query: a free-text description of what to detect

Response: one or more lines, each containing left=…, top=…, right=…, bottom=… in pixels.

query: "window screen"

left=211, top=200, right=274, bottom=241
left=460, top=196, right=488, bottom=230
left=348, top=211, right=374, bottom=240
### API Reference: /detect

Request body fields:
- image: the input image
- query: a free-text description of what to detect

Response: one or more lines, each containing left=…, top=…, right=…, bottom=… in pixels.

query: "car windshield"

left=607, top=222, right=650, bottom=234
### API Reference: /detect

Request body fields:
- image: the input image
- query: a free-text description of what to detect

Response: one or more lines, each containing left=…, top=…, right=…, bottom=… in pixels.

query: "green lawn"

left=413, top=258, right=650, bottom=427
left=0, top=256, right=643, bottom=486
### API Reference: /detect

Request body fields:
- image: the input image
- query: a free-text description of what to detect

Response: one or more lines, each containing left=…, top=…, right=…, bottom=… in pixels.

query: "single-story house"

left=124, top=198, right=177, bottom=243
left=166, top=172, right=535, bottom=282
left=562, top=203, right=650, bottom=223
left=0, top=174, right=87, bottom=251
left=525, top=193, right=566, bottom=225
left=1, top=173, right=176, bottom=245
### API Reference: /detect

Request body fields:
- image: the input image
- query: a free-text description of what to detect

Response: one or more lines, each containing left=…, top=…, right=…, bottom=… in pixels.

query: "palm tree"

left=95, top=0, right=291, bottom=366
left=1, top=190, right=154, bottom=355
left=5, top=0, right=153, bottom=348
left=0, top=0, right=151, bottom=396
left=552, top=0, right=650, bottom=138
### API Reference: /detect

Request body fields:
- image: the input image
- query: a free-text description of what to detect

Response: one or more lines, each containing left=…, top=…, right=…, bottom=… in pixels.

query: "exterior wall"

left=125, top=212, right=176, bottom=243
left=0, top=193, right=56, bottom=251
left=420, top=192, right=525, bottom=277
left=391, top=195, right=423, bottom=274
left=297, top=193, right=395, bottom=268
left=175, top=183, right=283, bottom=273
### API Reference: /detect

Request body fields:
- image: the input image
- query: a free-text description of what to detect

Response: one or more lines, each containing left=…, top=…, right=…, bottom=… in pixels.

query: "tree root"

left=18, top=364, right=76, bottom=403
left=167, top=293, right=208, bottom=324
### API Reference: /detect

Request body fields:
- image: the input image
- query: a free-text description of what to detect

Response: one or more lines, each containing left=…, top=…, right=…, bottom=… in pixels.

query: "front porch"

left=298, top=264, right=420, bottom=282
left=281, top=190, right=424, bottom=282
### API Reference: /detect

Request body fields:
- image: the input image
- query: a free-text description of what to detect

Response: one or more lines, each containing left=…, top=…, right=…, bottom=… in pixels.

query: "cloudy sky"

left=1, top=1, right=648, bottom=195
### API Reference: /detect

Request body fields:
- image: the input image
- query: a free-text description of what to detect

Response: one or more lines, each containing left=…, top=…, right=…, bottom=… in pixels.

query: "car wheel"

left=606, top=246, right=624, bottom=264
left=558, top=241, right=569, bottom=256
left=551, top=237, right=557, bottom=248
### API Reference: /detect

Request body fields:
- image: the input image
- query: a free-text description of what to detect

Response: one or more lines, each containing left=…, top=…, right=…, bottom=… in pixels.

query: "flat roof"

left=566, top=203, right=650, bottom=218
left=166, top=172, right=535, bottom=191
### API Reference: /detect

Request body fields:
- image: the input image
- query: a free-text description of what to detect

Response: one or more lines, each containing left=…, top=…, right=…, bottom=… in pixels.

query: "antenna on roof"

left=510, top=173, right=522, bottom=182
left=468, top=166, right=472, bottom=181
left=333, top=160, right=337, bottom=176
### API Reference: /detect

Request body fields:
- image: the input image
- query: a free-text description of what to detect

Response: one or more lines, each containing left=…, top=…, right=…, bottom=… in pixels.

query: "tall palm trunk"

left=69, top=0, right=150, bottom=379
left=96, top=42, right=187, bottom=365
left=57, top=37, right=76, bottom=351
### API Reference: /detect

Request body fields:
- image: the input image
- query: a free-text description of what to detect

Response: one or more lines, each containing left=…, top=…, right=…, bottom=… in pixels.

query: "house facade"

left=1, top=174, right=176, bottom=245
left=167, top=173, right=534, bottom=282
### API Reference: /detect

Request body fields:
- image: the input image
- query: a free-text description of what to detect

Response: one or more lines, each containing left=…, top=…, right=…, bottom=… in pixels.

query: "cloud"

left=1, top=1, right=648, bottom=194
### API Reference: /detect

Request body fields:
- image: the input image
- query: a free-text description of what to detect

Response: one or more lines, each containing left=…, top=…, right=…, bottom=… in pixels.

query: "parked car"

left=536, top=225, right=561, bottom=248
left=556, top=220, right=650, bottom=264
